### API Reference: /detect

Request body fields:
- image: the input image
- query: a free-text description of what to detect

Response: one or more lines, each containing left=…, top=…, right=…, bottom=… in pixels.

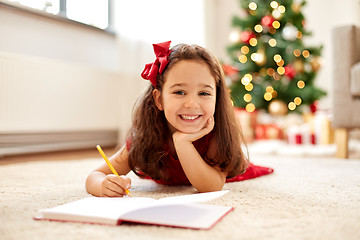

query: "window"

left=5, top=0, right=111, bottom=30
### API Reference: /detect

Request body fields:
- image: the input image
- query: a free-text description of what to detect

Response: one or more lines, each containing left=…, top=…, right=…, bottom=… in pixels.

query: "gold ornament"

left=293, top=59, right=305, bottom=73
left=254, top=48, right=266, bottom=66
left=282, top=24, right=298, bottom=41
left=291, top=3, right=301, bottom=14
left=229, top=30, right=241, bottom=43
left=268, top=100, right=288, bottom=115
left=310, top=56, right=322, bottom=72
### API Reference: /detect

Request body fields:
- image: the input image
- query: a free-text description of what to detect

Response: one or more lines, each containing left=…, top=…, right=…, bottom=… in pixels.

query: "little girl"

left=86, top=41, right=273, bottom=197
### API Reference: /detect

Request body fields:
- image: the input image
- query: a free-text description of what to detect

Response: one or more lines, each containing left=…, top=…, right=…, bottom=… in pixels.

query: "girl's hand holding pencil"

left=96, top=145, right=132, bottom=197
left=100, top=174, right=131, bottom=197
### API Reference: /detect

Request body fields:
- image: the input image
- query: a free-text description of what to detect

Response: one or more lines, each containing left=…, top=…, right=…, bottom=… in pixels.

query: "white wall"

left=0, top=4, right=118, bottom=71
left=204, top=0, right=360, bottom=111
left=303, top=0, right=360, bottom=109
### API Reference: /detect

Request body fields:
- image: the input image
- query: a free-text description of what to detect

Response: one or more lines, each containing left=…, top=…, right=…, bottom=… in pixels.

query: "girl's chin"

left=175, top=126, right=204, bottom=134
left=168, top=124, right=203, bottom=135
left=179, top=130, right=199, bottom=134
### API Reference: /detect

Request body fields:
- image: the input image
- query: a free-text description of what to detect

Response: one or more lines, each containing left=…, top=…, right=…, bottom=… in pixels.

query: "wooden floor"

left=0, top=147, right=118, bottom=165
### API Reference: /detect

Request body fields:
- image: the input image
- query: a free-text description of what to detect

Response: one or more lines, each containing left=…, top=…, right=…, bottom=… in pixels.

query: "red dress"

left=127, top=134, right=273, bottom=185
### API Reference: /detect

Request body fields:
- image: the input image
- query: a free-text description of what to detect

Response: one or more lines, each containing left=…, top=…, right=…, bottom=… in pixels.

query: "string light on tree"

left=288, top=101, right=296, bottom=111
left=245, top=82, right=254, bottom=91
left=254, top=24, right=263, bottom=33
left=277, top=59, right=284, bottom=67
left=266, top=86, right=274, bottom=93
left=238, top=54, right=247, bottom=63
left=264, top=86, right=276, bottom=101
left=278, top=5, right=286, bottom=13
left=296, top=31, right=303, bottom=39
left=244, top=73, right=253, bottom=81
left=270, top=1, right=279, bottom=9
left=249, top=2, right=257, bottom=10
left=294, top=97, right=302, bottom=105
left=248, top=1, right=258, bottom=16
left=269, top=38, right=277, bottom=47
left=267, top=68, right=275, bottom=76
left=241, top=77, right=250, bottom=86
left=297, top=80, right=305, bottom=89
left=277, top=66, right=285, bottom=75
left=243, top=93, right=252, bottom=102
left=302, top=50, right=310, bottom=58
left=273, top=54, right=282, bottom=63
left=249, top=38, right=258, bottom=46
left=264, top=92, right=273, bottom=101
left=260, top=68, right=267, bottom=76
left=246, top=103, right=256, bottom=113
left=293, top=49, right=301, bottom=57
left=272, top=89, right=278, bottom=98
left=272, top=21, right=281, bottom=29
left=269, top=27, right=277, bottom=34
left=241, top=46, right=249, bottom=54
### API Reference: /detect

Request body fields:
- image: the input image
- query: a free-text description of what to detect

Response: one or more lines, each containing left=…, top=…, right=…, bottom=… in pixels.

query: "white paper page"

left=158, top=190, right=229, bottom=204
left=120, top=202, right=233, bottom=229
left=39, top=197, right=156, bottom=225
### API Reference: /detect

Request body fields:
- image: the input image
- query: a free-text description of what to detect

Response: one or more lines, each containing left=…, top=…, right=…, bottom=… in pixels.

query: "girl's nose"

left=184, top=95, right=200, bottom=109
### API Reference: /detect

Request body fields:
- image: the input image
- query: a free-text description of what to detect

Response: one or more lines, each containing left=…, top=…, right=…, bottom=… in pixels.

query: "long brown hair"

left=127, top=43, right=247, bottom=180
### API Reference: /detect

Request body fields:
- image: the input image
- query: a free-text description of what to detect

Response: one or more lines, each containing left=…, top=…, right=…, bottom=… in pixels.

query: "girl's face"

left=153, top=60, right=216, bottom=134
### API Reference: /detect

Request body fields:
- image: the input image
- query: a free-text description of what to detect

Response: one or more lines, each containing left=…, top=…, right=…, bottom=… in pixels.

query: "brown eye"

left=174, top=90, right=185, bottom=95
left=199, top=91, right=211, bottom=96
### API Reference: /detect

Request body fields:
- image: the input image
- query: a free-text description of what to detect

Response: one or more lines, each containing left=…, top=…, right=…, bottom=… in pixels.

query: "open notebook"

left=34, top=190, right=233, bottom=230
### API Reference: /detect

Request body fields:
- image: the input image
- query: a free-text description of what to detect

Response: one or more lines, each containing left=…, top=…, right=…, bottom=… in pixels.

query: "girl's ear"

left=152, top=89, right=164, bottom=111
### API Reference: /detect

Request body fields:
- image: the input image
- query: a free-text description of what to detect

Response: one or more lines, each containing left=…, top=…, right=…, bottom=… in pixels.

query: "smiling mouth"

left=180, top=115, right=201, bottom=120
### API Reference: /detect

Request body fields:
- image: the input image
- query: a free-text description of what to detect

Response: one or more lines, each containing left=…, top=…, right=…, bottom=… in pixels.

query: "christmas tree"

left=225, top=0, right=326, bottom=115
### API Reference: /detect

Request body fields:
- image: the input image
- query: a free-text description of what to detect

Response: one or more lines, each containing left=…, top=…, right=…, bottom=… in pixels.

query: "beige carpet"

left=0, top=154, right=359, bottom=240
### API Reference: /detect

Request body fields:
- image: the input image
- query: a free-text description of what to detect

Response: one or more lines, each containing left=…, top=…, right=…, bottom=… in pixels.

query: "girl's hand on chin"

left=173, top=117, right=215, bottom=143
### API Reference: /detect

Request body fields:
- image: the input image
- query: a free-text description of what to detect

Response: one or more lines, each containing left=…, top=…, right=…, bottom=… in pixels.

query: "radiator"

left=0, top=52, right=122, bottom=156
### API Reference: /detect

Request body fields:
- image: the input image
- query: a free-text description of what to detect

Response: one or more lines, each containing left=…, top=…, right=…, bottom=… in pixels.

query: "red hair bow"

left=141, top=41, right=172, bottom=88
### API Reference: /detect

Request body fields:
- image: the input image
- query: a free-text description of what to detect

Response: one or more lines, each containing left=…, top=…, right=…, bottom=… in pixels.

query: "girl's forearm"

left=175, top=142, right=226, bottom=192
left=85, top=171, right=107, bottom=197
